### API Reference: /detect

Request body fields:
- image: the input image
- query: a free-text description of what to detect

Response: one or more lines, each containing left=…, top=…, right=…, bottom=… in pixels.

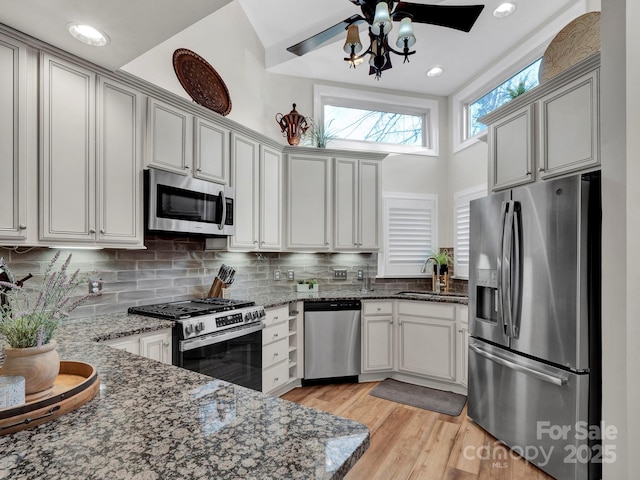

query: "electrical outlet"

left=333, top=268, right=347, bottom=279
left=287, top=270, right=295, bottom=281
left=273, top=270, right=281, bottom=281
left=357, top=269, right=364, bottom=280
left=88, top=278, right=102, bottom=295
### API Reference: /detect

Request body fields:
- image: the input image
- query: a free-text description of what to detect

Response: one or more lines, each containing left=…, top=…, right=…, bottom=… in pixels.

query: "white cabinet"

left=362, top=301, right=394, bottom=372
left=397, top=301, right=457, bottom=382
left=537, top=69, right=599, bottom=179
left=484, top=56, right=600, bottom=191
left=456, top=305, right=469, bottom=388
left=194, top=116, right=229, bottom=184
left=487, top=105, right=535, bottom=190
left=262, top=304, right=298, bottom=395
left=0, top=33, right=29, bottom=242
left=286, top=154, right=332, bottom=250
left=40, top=54, right=143, bottom=247
left=229, top=134, right=282, bottom=250
left=146, top=98, right=192, bottom=175
left=334, top=158, right=381, bottom=251
left=102, top=328, right=172, bottom=364
left=147, top=98, right=230, bottom=184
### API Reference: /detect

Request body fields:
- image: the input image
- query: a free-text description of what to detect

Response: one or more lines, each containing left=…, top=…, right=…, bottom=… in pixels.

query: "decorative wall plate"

left=172, top=49, right=232, bottom=116
left=539, top=12, right=600, bottom=83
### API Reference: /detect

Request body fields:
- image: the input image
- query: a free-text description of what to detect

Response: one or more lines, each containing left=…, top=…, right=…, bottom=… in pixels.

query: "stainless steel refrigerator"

left=468, top=172, right=601, bottom=480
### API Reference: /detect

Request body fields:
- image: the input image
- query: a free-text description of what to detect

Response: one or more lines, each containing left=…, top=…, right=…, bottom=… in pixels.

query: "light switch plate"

left=287, top=270, right=295, bottom=281
left=273, top=270, right=281, bottom=281
left=357, top=269, right=364, bottom=279
left=334, top=268, right=347, bottom=279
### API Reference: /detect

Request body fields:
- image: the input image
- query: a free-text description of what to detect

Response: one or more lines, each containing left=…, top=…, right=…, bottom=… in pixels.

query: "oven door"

left=176, top=324, right=263, bottom=391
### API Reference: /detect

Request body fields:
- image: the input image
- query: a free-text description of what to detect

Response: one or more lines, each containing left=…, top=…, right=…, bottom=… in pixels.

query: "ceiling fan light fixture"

left=396, top=17, right=416, bottom=48
left=493, top=2, right=516, bottom=18
left=426, top=66, right=444, bottom=77
left=67, top=23, right=109, bottom=46
left=343, top=24, right=363, bottom=54
left=373, top=2, right=393, bottom=34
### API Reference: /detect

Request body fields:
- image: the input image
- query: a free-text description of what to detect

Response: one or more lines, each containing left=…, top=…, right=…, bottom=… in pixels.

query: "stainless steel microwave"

left=145, top=168, right=235, bottom=236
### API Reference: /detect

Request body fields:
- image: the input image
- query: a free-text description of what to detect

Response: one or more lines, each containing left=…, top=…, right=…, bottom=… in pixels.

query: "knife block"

left=207, top=278, right=227, bottom=298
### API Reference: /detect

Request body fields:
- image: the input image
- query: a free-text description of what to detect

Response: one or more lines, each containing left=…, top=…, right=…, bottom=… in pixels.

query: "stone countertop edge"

left=0, top=311, right=370, bottom=480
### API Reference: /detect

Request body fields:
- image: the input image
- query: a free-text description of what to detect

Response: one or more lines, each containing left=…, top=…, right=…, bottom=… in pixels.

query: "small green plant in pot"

left=296, top=279, right=318, bottom=292
left=303, top=119, right=338, bottom=148
left=0, top=252, right=94, bottom=401
left=430, top=250, right=451, bottom=275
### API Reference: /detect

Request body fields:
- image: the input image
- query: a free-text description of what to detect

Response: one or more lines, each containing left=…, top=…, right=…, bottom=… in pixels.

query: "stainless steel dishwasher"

left=303, top=300, right=361, bottom=385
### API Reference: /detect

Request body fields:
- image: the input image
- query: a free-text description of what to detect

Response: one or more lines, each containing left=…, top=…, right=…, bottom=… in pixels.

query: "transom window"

left=313, top=85, right=439, bottom=156
left=467, top=58, right=542, bottom=138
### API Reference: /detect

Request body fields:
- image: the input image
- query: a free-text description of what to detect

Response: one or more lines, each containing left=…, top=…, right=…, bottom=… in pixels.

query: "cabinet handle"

left=538, top=167, right=545, bottom=173
left=184, top=165, right=190, bottom=170
left=89, top=228, right=96, bottom=234
left=197, top=168, right=202, bottom=172
left=525, top=170, right=531, bottom=175
left=261, top=241, right=265, bottom=245
left=325, top=242, right=329, bottom=246
left=273, top=316, right=279, bottom=321
left=274, top=352, right=279, bottom=357
left=254, top=241, right=258, bottom=245
left=377, top=307, right=381, bottom=311
left=273, top=333, right=279, bottom=338
left=18, top=224, right=27, bottom=230
left=389, top=319, right=394, bottom=324
left=163, top=342, right=170, bottom=347
left=274, top=377, right=279, bottom=382
left=100, top=229, right=105, bottom=234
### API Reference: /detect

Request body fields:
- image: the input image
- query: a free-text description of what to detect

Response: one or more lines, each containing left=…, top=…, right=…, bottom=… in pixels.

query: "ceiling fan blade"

left=287, top=14, right=366, bottom=56
left=392, top=3, right=485, bottom=33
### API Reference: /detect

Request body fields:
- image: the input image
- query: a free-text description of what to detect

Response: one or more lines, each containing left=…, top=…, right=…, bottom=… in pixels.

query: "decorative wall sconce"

left=276, top=103, right=309, bottom=146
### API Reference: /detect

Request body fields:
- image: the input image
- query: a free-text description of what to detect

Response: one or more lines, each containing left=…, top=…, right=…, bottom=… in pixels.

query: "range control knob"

left=185, top=324, right=194, bottom=335
left=259, top=308, right=266, bottom=318
left=244, top=312, right=252, bottom=322
left=195, top=322, right=205, bottom=333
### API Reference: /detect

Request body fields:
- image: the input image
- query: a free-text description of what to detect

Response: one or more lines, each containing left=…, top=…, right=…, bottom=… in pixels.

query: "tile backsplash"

left=0, top=235, right=467, bottom=317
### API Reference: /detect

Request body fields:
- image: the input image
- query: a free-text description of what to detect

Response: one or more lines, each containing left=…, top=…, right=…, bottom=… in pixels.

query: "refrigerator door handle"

left=470, top=344, right=568, bottom=386
left=501, top=201, right=516, bottom=338
left=510, top=203, right=522, bottom=337
left=498, top=201, right=509, bottom=334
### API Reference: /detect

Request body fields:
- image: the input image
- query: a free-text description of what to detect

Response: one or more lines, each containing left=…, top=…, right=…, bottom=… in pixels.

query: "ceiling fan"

left=287, top=1, right=485, bottom=79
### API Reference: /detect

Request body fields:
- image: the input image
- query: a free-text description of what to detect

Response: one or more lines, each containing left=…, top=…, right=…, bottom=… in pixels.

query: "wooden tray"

left=0, top=361, right=99, bottom=435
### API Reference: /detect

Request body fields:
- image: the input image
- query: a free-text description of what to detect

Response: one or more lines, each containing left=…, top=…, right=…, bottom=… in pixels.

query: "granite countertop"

left=0, top=313, right=369, bottom=479
left=242, top=289, right=468, bottom=309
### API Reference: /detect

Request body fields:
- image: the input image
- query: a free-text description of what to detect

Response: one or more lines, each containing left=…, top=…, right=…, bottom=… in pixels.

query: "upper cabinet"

left=229, top=133, right=282, bottom=251
left=40, top=53, right=143, bottom=247
left=286, top=154, right=332, bottom=251
left=334, top=158, right=381, bottom=251
left=482, top=54, right=600, bottom=191
left=0, top=33, right=29, bottom=242
left=147, top=98, right=229, bottom=184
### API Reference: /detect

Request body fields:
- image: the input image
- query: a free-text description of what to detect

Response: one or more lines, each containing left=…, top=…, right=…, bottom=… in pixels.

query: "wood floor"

left=282, top=381, right=553, bottom=480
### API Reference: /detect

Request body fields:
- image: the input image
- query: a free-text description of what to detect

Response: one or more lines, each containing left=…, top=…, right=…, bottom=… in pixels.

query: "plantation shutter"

left=379, top=194, right=438, bottom=277
left=453, top=185, right=487, bottom=279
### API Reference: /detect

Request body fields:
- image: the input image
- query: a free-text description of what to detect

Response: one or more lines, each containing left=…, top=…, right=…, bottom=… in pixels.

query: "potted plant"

left=296, top=279, right=319, bottom=293
left=303, top=119, right=338, bottom=148
left=430, top=250, right=451, bottom=275
left=0, top=252, right=93, bottom=401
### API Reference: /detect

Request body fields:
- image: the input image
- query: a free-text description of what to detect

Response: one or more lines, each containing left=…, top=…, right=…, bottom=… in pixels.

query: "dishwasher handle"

left=304, top=300, right=361, bottom=312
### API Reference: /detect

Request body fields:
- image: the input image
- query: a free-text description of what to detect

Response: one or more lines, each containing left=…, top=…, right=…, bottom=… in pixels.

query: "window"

left=378, top=193, right=438, bottom=277
left=314, top=85, right=438, bottom=156
left=467, top=58, right=542, bottom=138
left=453, top=184, right=486, bottom=279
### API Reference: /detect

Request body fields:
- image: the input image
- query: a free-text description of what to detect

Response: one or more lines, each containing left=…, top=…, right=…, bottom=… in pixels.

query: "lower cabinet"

left=361, top=300, right=468, bottom=391
left=262, top=303, right=302, bottom=395
left=102, top=328, right=172, bottom=365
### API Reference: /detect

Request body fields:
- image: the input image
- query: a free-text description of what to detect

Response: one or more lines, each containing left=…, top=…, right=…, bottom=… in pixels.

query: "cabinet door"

left=0, top=34, right=28, bottom=240
left=96, top=77, right=143, bottom=246
left=488, top=104, right=535, bottom=191
left=140, top=330, right=172, bottom=365
left=229, top=133, right=259, bottom=249
left=104, top=337, right=140, bottom=355
left=457, top=305, right=469, bottom=388
left=358, top=160, right=380, bottom=250
left=334, top=158, right=358, bottom=250
left=398, top=314, right=456, bottom=381
left=146, top=98, right=192, bottom=175
left=40, top=53, right=96, bottom=242
left=287, top=154, right=331, bottom=250
left=194, top=117, right=229, bottom=184
left=362, top=315, right=394, bottom=372
left=260, top=145, right=282, bottom=250
left=538, top=69, right=599, bottom=179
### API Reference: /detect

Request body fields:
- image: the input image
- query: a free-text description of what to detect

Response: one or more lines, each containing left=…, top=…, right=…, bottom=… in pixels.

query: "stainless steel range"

left=129, top=298, right=266, bottom=391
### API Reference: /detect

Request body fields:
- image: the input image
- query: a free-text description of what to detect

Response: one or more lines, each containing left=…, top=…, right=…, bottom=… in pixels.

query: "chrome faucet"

left=420, top=255, right=441, bottom=293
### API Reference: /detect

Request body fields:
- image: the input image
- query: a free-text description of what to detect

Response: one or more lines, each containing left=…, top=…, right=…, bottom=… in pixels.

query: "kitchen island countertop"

left=0, top=313, right=369, bottom=480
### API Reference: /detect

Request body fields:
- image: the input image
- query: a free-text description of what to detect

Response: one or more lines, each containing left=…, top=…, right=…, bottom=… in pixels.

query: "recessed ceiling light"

left=67, top=23, right=110, bottom=46
left=426, top=66, right=444, bottom=78
left=493, top=2, right=517, bottom=18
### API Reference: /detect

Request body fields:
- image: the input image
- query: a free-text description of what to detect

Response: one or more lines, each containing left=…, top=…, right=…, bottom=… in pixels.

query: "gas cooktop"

left=128, top=298, right=254, bottom=320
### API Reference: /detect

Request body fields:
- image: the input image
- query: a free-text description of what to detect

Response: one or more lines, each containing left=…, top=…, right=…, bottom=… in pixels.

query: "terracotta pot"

left=2, top=341, right=60, bottom=402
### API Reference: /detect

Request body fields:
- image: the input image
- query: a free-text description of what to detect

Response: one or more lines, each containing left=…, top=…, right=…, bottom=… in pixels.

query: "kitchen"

left=0, top=0, right=638, bottom=479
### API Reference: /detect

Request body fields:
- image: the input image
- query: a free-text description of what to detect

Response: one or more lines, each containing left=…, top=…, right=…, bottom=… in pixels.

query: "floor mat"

left=369, top=379, right=467, bottom=416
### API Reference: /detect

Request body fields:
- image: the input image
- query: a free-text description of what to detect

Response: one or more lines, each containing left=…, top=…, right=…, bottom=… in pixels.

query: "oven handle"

left=179, top=323, right=264, bottom=352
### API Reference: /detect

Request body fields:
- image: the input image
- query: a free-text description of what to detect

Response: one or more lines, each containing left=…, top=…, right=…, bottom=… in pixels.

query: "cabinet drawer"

left=263, top=361, right=289, bottom=392
left=398, top=301, right=455, bottom=320
left=362, top=301, right=393, bottom=316
left=263, top=321, right=289, bottom=345
left=264, top=305, right=289, bottom=326
left=262, top=338, right=288, bottom=369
